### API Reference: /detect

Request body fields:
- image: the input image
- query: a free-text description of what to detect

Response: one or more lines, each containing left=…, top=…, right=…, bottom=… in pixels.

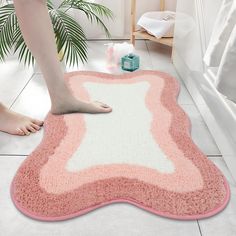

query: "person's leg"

left=13, top=0, right=112, bottom=115
left=0, top=103, right=43, bottom=135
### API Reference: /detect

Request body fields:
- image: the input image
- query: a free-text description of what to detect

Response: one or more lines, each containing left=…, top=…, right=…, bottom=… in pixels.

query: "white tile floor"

left=0, top=40, right=235, bottom=236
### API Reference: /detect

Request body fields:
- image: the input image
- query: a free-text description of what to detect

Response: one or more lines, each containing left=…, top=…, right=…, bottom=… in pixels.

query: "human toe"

left=32, top=119, right=44, bottom=126
left=31, top=123, right=41, bottom=131
left=22, top=127, right=31, bottom=136
left=27, top=125, right=37, bottom=133
left=15, top=128, right=25, bottom=136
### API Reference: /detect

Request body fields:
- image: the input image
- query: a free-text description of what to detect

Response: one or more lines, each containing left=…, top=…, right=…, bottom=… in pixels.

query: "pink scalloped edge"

left=11, top=176, right=230, bottom=222
left=10, top=70, right=230, bottom=221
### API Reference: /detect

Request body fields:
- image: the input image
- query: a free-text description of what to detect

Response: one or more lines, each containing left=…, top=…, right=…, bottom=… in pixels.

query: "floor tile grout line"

left=9, top=71, right=36, bottom=109
left=172, top=70, right=222, bottom=156
left=2, top=155, right=220, bottom=157
left=179, top=103, right=221, bottom=152
left=0, top=154, right=28, bottom=157
left=0, top=154, right=223, bottom=158
left=0, top=154, right=222, bottom=157
left=0, top=152, right=223, bottom=157
left=197, top=220, right=203, bottom=236
left=207, top=154, right=223, bottom=157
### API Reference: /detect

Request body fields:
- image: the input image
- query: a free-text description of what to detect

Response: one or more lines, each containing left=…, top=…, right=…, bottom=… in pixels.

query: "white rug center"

left=66, top=81, right=174, bottom=173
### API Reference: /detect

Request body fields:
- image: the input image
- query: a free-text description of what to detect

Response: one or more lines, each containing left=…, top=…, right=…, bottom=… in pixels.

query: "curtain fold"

left=203, top=0, right=234, bottom=67
left=204, top=0, right=236, bottom=103
left=216, top=25, right=236, bottom=103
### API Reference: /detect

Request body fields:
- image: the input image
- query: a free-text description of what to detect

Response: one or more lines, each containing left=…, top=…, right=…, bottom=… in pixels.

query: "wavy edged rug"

left=11, top=70, right=230, bottom=221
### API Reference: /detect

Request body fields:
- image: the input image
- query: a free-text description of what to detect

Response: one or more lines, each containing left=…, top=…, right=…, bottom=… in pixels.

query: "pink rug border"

left=10, top=70, right=230, bottom=221
left=11, top=177, right=230, bottom=222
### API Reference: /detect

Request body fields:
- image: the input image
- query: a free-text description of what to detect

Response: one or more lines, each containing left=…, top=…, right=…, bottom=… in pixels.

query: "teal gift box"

left=121, top=53, right=140, bottom=72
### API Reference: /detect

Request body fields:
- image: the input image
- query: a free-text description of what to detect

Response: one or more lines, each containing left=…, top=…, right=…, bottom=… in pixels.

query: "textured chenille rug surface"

left=11, top=70, right=230, bottom=221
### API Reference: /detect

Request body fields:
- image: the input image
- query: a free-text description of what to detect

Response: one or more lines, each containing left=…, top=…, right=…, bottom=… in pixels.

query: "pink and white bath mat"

left=11, top=70, right=230, bottom=221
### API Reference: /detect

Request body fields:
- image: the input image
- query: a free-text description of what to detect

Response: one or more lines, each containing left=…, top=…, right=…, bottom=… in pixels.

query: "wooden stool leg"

left=130, top=0, right=136, bottom=45
left=131, top=34, right=135, bottom=45
left=160, top=0, right=165, bottom=11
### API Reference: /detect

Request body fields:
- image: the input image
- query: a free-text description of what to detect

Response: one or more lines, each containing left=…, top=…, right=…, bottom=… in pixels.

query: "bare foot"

left=50, top=84, right=112, bottom=115
left=0, top=104, right=44, bottom=136
left=51, top=99, right=112, bottom=115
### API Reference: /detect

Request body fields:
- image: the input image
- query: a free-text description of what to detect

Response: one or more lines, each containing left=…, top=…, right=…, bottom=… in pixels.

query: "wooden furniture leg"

left=160, top=0, right=165, bottom=11
left=130, top=0, right=136, bottom=45
left=130, top=0, right=173, bottom=58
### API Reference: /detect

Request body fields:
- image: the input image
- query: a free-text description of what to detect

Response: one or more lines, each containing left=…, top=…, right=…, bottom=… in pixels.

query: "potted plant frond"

left=0, top=0, right=113, bottom=67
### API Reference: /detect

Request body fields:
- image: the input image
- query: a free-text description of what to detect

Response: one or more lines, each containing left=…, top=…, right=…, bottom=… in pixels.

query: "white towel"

left=216, top=24, right=236, bottom=103
left=137, top=11, right=175, bottom=39
left=204, top=0, right=235, bottom=67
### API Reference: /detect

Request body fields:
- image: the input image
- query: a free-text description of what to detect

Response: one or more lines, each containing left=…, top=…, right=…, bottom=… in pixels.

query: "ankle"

left=0, top=103, right=7, bottom=112
left=50, top=88, right=75, bottom=106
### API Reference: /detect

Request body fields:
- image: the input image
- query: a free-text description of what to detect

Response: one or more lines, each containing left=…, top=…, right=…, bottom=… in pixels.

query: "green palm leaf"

left=13, top=25, right=35, bottom=66
left=47, top=0, right=54, bottom=10
left=60, top=0, right=113, bottom=38
left=0, top=4, right=17, bottom=62
left=0, top=0, right=113, bottom=67
left=49, top=8, right=88, bottom=66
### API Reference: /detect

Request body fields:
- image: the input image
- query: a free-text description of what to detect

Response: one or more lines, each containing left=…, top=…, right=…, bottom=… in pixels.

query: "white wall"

left=123, top=0, right=177, bottom=38
left=53, top=0, right=177, bottom=39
